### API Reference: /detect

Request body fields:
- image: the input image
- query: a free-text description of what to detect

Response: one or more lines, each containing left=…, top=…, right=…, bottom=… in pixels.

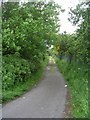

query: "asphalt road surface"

left=2, top=64, right=67, bottom=118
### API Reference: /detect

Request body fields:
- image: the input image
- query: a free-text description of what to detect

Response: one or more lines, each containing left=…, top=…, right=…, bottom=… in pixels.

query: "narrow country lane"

left=2, top=63, right=67, bottom=118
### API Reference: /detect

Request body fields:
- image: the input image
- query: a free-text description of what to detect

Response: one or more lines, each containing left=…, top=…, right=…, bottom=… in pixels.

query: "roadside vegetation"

left=2, top=0, right=89, bottom=118
left=3, top=58, right=48, bottom=103
left=2, top=1, right=61, bottom=102
left=54, top=2, right=89, bottom=118
left=56, top=60, right=88, bottom=118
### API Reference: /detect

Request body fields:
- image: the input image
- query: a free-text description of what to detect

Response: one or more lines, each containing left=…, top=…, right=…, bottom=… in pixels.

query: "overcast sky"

left=1, top=0, right=80, bottom=34
left=54, top=0, right=80, bottom=34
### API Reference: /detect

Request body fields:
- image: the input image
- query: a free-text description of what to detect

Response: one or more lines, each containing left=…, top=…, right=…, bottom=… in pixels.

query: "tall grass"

left=56, top=59, right=88, bottom=118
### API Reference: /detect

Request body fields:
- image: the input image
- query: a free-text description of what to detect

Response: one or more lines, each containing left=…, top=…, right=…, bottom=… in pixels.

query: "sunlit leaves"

left=56, top=2, right=90, bottom=64
left=2, top=1, right=61, bottom=89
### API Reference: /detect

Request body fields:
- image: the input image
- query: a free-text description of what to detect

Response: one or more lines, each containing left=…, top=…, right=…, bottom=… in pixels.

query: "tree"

left=2, top=1, right=62, bottom=89
left=68, top=1, right=90, bottom=64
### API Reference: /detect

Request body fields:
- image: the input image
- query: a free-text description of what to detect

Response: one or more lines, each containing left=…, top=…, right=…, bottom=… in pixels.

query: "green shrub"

left=2, top=55, right=31, bottom=90
left=2, top=55, right=48, bottom=102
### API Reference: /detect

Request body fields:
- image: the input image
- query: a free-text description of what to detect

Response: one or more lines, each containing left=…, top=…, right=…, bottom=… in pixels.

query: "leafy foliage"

left=68, top=2, right=90, bottom=64
left=3, top=57, right=48, bottom=102
left=54, top=2, right=89, bottom=118
left=2, top=56, right=31, bottom=90
left=2, top=1, right=61, bottom=92
left=54, top=2, right=90, bottom=64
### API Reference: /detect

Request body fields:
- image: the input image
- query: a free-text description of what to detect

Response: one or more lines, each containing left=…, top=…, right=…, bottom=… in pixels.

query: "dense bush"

left=2, top=1, right=61, bottom=92
left=3, top=55, right=47, bottom=91
left=2, top=56, right=48, bottom=102
left=2, top=56, right=31, bottom=90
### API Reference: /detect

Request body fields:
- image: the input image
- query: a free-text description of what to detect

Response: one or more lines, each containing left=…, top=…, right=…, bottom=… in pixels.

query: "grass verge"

left=3, top=59, right=48, bottom=103
left=56, top=59, right=88, bottom=118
